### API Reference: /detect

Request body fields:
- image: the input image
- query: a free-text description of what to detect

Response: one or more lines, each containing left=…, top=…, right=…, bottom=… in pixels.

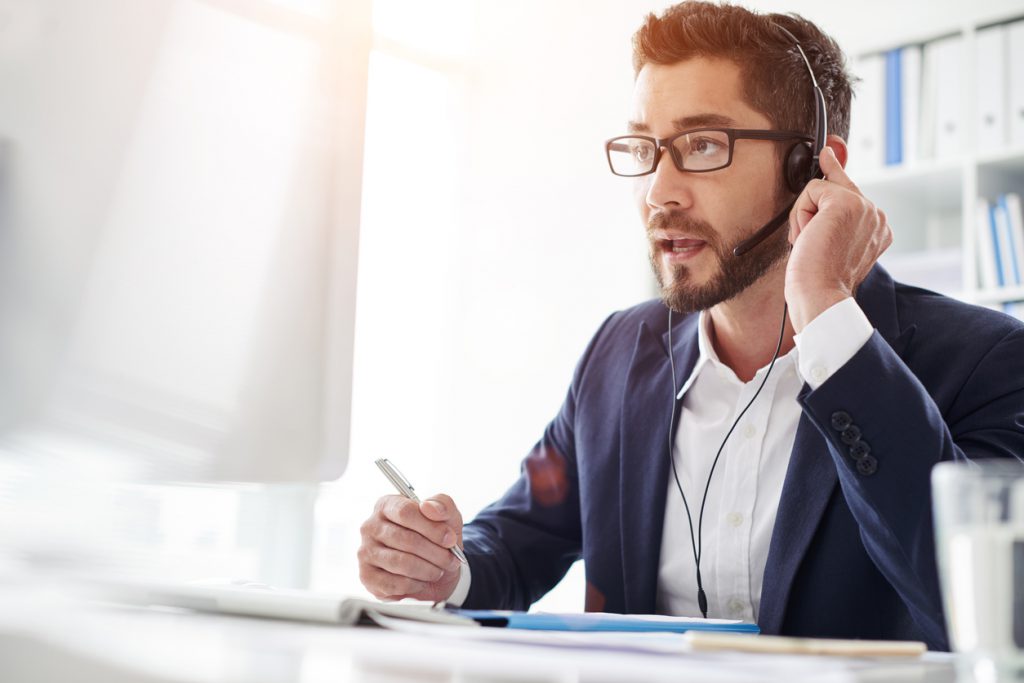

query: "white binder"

left=976, top=198, right=1000, bottom=290
left=975, top=25, right=1008, bottom=155
left=992, top=198, right=1018, bottom=286
left=926, top=35, right=966, bottom=160
left=901, top=45, right=922, bottom=164
left=1009, top=20, right=1024, bottom=148
left=848, top=54, right=886, bottom=174
left=1002, top=193, right=1024, bottom=286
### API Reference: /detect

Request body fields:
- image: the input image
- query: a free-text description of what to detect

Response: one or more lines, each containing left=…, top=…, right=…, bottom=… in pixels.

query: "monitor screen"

left=0, top=0, right=367, bottom=484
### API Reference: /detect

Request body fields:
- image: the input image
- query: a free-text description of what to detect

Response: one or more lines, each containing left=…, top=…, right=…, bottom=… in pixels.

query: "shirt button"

left=728, top=598, right=745, bottom=616
left=810, top=365, right=828, bottom=384
left=742, top=424, right=756, bottom=439
left=726, top=512, right=743, bottom=527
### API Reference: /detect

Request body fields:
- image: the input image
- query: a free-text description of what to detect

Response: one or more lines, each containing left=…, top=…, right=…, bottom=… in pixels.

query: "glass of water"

left=933, top=459, right=1024, bottom=681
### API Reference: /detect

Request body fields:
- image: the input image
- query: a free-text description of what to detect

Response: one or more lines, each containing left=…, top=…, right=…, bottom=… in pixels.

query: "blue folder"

left=884, top=48, right=902, bottom=166
left=452, top=610, right=760, bottom=634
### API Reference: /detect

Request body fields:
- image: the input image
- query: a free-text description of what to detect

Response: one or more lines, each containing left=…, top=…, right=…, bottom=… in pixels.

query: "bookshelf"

left=850, top=15, right=1024, bottom=318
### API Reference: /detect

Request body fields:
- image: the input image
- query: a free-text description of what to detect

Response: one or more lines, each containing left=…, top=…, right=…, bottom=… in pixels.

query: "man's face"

left=630, top=58, right=791, bottom=314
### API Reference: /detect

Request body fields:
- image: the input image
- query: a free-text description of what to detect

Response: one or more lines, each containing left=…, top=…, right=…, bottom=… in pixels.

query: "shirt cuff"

left=794, top=297, right=873, bottom=390
left=445, top=559, right=472, bottom=607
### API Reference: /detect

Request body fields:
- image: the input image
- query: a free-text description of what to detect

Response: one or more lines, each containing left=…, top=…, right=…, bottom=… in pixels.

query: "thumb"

left=819, top=145, right=858, bottom=192
left=420, top=494, right=455, bottom=522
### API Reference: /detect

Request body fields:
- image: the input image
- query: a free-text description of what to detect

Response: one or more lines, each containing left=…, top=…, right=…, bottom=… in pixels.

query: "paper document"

left=83, top=578, right=478, bottom=627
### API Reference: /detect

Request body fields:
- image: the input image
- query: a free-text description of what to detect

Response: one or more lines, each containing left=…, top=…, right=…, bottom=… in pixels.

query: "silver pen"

left=374, top=458, right=468, bottom=565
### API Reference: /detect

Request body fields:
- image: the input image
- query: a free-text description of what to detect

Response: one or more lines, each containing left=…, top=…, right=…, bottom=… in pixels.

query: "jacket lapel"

left=619, top=311, right=700, bottom=613
left=758, top=265, right=913, bottom=633
left=757, top=412, right=837, bottom=633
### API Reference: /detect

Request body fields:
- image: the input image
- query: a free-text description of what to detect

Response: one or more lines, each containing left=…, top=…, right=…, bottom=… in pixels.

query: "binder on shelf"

left=918, top=42, right=937, bottom=161
left=927, top=35, right=966, bottom=160
left=900, top=45, right=922, bottom=164
left=990, top=200, right=1014, bottom=288
left=975, top=25, right=1008, bottom=155
left=1009, top=20, right=1024, bottom=149
left=884, top=49, right=902, bottom=166
left=1002, top=193, right=1024, bottom=286
left=848, top=54, right=886, bottom=174
left=977, top=198, right=1000, bottom=290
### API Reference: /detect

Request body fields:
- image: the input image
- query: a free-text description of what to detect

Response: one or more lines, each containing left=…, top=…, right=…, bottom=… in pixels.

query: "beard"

left=648, top=208, right=791, bottom=315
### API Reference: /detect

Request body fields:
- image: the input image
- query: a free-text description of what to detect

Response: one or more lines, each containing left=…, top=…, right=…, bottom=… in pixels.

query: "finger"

left=420, top=494, right=464, bottom=545
left=359, top=564, right=429, bottom=601
left=818, top=146, right=860, bottom=193
left=359, top=541, right=452, bottom=583
left=788, top=200, right=802, bottom=243
left=377, top=496, right=456, bottom=548
left=373, top=520, right=460, bottom=571
left=420, top=494, right=460, bottom=523
left=792, top=179, right=826, bottom=232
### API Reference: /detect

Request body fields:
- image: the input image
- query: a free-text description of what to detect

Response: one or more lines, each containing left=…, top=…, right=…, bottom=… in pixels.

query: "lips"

left=665, top=238, right=705, bottom=252
left=653, top=235, right=708, bottom=265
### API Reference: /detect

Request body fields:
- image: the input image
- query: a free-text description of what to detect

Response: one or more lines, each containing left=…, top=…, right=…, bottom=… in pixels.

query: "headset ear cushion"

left=784, top=142, right=813, bottom=194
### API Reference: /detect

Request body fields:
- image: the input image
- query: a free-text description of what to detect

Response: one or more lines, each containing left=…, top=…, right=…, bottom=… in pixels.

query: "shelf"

left=970, top=285, right=1024, bottom=305
left=976, top=150, right=1024, bottom=198
left=879, top=247, right=962, bottom=297
left=976, top=148, right=1024, bottom=173
left=856, top=156, right=964, bottom=189
left=856, top=161, right=963, bottom=253
left=856, top=161, right=961, bottom=215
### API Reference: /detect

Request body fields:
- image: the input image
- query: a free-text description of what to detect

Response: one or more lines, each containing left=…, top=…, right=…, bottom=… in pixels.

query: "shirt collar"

left=676, top=310, right=799, bottom=399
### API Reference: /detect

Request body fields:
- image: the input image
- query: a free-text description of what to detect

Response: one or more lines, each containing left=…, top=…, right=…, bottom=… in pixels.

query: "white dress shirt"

left=657, top=297, right=872, bottom=621
left=448, top=298, right=873, bottom=612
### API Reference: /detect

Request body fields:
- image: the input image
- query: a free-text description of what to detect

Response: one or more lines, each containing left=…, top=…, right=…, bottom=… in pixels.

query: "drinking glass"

left=933, top=459, right=1024, bottom=682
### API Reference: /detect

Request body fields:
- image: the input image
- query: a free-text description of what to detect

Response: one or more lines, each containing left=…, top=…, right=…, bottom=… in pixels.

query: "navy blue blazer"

left=460, top=266, right=1024, bottom=651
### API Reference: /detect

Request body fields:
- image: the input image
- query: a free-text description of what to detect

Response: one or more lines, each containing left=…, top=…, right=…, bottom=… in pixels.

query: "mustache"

left=646, top=211, right=722, bottom=250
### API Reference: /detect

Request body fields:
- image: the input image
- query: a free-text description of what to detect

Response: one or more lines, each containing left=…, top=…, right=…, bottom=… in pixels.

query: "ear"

left=824, top=135, right=848, bottom=169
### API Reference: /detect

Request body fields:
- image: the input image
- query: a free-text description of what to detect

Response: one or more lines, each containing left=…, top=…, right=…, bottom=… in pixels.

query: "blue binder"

left=452, top=610, right=760, bottom=634
left=884, top=49, right=903, bottom=166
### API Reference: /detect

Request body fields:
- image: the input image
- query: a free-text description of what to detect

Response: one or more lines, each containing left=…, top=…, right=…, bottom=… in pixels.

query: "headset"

left=732, top=24, right=828, bottom=257
left=666, top=24, right=828, bottom=619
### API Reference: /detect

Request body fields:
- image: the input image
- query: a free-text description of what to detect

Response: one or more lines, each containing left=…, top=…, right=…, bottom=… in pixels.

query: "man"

left=357, top=2, right=1024, bottom=651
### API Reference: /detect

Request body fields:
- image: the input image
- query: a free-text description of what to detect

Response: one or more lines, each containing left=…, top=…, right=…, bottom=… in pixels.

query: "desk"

left=0, top=586, right=964, bottom=683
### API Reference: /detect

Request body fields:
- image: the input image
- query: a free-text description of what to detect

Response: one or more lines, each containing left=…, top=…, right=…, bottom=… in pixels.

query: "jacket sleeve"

left=458, top=313, right=618, bottom=610
left=798, top=324, right=1024, bottom=651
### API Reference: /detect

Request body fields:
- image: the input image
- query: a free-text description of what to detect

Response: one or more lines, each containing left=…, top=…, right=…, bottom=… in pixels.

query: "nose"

left=641, top=146, right=694, bottom=214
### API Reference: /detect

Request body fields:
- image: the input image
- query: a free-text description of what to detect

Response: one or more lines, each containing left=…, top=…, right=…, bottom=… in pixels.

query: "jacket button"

left=849, top=440, right=872, bottom=461
left=856, top=455, right=878, bottom=476
left=831, top=411, right=852, bottom=431
left=841, top=425, right=862, bottom=446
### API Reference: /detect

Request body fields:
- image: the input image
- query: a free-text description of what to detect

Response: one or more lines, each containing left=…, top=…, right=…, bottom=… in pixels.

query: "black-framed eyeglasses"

left=605, top=128, right=812, bottom=177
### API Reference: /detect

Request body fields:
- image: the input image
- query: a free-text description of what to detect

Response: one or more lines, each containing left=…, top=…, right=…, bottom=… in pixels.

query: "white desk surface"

left=0, top=586, right=964, bottom=683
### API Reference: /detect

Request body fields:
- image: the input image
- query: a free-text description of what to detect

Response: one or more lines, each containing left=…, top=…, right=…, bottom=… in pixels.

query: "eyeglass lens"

left=608, top=129, right=731, bottom=176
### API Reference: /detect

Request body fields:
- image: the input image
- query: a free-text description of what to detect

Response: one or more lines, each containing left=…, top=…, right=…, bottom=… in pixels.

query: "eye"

left=631, top=143, right=654, bottom=163
left=689, top=136, right=726, bottom=157
left=677, top=131, right=730, bottom=170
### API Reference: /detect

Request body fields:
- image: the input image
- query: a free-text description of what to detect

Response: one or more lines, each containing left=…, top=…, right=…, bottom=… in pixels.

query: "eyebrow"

left=627, top=113, right=738, bottom=134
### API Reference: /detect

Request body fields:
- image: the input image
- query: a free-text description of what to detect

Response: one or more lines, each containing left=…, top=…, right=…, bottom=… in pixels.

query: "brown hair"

left=632, top=1, right=854, bottom=141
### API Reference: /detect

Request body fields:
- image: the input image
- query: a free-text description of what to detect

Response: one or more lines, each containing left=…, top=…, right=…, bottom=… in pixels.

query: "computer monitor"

left=0, top=0, right=369, bottom=483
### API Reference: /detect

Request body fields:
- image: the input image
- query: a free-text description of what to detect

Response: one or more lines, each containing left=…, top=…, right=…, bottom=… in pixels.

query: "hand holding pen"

left=357, top=459, right=466, bottom=602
